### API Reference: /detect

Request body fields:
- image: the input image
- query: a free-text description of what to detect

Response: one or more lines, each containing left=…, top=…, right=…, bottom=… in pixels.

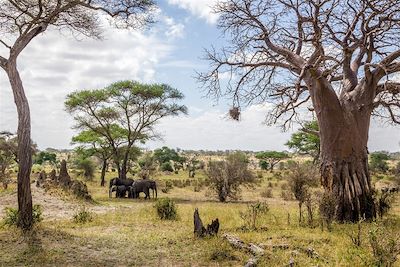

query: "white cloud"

left=164, top=17, right=185, bottom=39
left=167, top=0, right=219, bottom=24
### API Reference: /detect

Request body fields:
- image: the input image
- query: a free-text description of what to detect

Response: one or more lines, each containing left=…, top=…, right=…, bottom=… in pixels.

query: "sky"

left=0, top=0, right=399, bottom=152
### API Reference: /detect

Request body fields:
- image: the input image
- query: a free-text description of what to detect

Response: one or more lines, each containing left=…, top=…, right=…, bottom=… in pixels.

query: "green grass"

left=0, top=170, right=399, bottom=266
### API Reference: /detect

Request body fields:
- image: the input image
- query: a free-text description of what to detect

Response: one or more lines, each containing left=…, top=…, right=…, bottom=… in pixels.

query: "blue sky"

left=0, top=0, right=399, bottom=152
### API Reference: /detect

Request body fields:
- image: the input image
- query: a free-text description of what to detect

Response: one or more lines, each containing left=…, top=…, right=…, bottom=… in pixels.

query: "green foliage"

left=239, top=201, right=269, bottom=230
left=3, top=205, right=43, bottom=227
left=256, top=151, right=289, bottom=171
left=73, top=206, right=94, bottom=224
left=154, top=198, right=177, bottom=220
left=160, top=161, right=174, bottom=172
left=285, top=120, right=320, bottom=162
left=259, top=160, right=269, bottom=170
left=206, top=152, right=256, bottom=202
left=369, top=225, right=400, bottom=266
left=74, top=157, right=95, bottom=181
left=154, top=146, right=184, bottom=165
left=370, top=152, right=390, bottom=173
left=34, top=151, right=57, bottom=165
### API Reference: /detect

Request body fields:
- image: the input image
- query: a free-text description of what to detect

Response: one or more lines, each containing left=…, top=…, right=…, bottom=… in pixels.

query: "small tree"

left=287, top=163, right=319, bottom=224
left=285, top=121, right=320, bottom=163
left=72, top=130, right=114, bottom=186
left=137, top=152, right=157, bottom=179
left=370, top=152, right=390, bottom=173
left=256, top=151, right=289, bottom=172
left=206, top=152, right=256, bottom=202
left=154, top=147, right=184, bottom=166
left=34, top=151, right=57, bottom=166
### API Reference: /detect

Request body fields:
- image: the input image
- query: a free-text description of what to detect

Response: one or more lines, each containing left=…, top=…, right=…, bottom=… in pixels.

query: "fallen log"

left=222, top=233, right=265, bottom=267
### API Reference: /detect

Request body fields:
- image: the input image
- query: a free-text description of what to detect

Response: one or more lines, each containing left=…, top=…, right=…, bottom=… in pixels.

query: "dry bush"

left=287, top=162, right=319, bottom=224
left=206, top=152, right=256, bottom=202
left=369, top=225, right=400, bottom=266
left=260, top=188, right=273, bottom=198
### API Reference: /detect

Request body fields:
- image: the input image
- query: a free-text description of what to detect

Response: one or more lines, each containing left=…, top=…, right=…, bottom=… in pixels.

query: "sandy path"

left=0, top=185, right=115, bottom=220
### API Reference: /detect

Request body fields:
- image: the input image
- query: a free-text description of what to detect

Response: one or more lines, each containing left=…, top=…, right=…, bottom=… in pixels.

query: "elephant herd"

left=109, top=178, right=157, bottom=199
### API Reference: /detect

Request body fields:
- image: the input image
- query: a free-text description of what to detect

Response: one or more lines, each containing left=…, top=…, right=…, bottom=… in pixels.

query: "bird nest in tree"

left=229, top=107, right=240, bottom=121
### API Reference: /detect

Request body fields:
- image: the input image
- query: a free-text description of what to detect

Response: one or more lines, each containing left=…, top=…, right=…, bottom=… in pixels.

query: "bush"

left=369, top=225, right=400, bottom=266
left=239, top=201, right=269, bottom=230
left=73, top=206, right=94, bottom=224
left=260, top=188, right=273, bottom=198
left=287, top=162, right=318, bottom=223
left=160, top=162, right=174, bottom=172
left=3, top=204, right=43, bottom=227
left=370, top=152, right=390, bottom=173
left=375, top=191, right=395, bottom=218
left=75, top=158, right=95, bottom=181
left=281, top=190, right=294, bottom=201
left=318, top=192, right=336, bottom=231
left=206, top=152, right=256, bottom=202
left=154, top=198, right=177, bottom=220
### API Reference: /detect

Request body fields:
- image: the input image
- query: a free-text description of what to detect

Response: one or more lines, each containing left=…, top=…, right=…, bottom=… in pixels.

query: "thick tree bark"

left=6, top=60, right=33, bottom=230
left=313, top=80, right=375, bottom=222
left=100, top=159, right=107, bottom=186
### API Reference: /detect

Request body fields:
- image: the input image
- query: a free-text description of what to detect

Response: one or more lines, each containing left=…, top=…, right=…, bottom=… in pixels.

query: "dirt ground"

left=0, top=184, right=115, bottom=220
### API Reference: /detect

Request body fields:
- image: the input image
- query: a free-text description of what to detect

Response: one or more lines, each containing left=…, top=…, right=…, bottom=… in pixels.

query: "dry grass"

left=0, top=169, right=399, bottom=266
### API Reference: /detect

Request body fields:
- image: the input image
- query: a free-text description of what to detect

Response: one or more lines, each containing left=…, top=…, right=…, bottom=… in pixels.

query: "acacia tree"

left=199, top=0, right=400, bottom=221
left=0, top=0, right=155, bottom=229
left=65, top=81, right=187, bottom=180
left=255, top=151, right=289, bottom=171
left=286, top=121, right=320, bottom=163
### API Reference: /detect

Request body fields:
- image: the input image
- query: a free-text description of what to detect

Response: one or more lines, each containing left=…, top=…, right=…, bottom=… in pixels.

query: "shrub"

left=261, top=188, right=273, bottom=198
left=73, top=206, right=93, bottom=224
left=375, top=191, right=395, bottom=218
left=369, top=152, right=390, bottom=173
left=75, top=158, right=95, bottom=181
left=206, top=152, right=256, bottom=202
left=281, top=190, right=294, bottom=201
left=318, top=192, right=336, bottom=231
left=3, top=204, right=43, bottom=227
left=239, top=201, right=269, bottom=230
left=287, top=162, right=318, bottom=224
left=162, top=180, right=173, bottom=193
left=369, top=225, right=400, bottom=266
left=154, top=198, right=177, bottom=220
left=161, top=162, right=174, bottom=172
left=280, top=182, right=288, bottom=190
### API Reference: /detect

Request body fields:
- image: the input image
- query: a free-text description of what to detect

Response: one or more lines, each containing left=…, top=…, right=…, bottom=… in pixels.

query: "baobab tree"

left=199, top=0, right=400, bottom=221
left=0, top=0, right=155, bottom=230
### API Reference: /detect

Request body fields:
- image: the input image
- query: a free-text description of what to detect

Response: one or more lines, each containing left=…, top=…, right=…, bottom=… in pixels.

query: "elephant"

left=110, top=185, right=129, bottom=198
left=109, top=177, right=134, bottom=198
left=129, top=180, right=157, bottom=199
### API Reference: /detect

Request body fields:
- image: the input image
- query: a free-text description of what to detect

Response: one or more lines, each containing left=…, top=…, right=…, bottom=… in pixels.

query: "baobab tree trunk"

left=6, top=60, right=33, bottom=230
left=100, top=159, right=107, bottom=187
left=314, top=82, right=375, bottom=222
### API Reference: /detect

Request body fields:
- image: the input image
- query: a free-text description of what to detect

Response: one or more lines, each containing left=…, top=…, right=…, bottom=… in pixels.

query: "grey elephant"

left=110, top=185, right=129, bottom=198
left=129, top=180, right=157, bottom=199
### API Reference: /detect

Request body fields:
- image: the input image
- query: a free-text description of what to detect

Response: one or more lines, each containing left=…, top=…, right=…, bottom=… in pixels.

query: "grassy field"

left=0, top=169, right=399, bottom=266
